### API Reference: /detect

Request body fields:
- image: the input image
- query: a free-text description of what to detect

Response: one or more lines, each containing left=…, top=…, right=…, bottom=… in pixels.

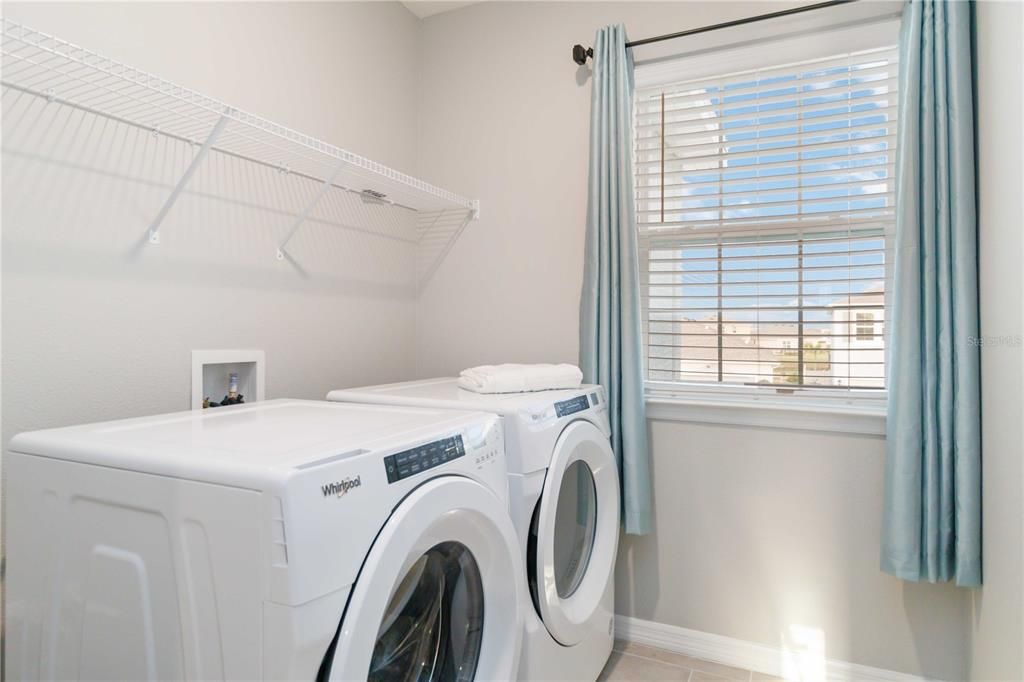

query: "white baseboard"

left=614, top=615, right=930, bottom=682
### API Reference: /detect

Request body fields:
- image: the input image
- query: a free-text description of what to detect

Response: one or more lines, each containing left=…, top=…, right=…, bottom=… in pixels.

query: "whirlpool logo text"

left=321, top=476, right=362, bottom=498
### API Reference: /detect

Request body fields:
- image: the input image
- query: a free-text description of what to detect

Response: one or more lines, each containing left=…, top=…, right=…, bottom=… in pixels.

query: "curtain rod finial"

left=573, top=44, right=593, bottom=66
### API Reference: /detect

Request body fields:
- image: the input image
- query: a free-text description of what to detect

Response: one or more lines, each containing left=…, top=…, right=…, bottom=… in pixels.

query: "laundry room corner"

left=2, top=1, right=1022, bottom=680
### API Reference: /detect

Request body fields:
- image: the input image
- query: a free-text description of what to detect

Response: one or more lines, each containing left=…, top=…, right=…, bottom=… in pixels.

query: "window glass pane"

left=636, top=45, right=896, bottom=392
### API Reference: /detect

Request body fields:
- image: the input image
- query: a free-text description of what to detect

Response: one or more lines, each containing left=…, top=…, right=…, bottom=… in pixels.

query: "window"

left=855, top=312, right=876, bottom=341
left=635, top=39, right=897, bottom=397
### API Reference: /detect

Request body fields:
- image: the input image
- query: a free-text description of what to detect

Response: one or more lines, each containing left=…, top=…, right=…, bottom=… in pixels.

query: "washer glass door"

left=369, top=541, right=484, bottom=682
left=324, top=476, right=522, bottom=682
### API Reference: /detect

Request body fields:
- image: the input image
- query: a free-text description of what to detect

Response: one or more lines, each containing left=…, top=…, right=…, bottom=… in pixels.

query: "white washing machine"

left=327, top=379, right=619, bottom=682
left=5, top=399, right=524, bottom=681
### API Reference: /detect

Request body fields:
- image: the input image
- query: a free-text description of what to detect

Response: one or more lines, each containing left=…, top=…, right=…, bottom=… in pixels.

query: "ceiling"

left=401, top=2, right=477, bottom=19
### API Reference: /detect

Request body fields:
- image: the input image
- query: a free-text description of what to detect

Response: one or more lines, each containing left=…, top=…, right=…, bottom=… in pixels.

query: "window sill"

left=645, top=392, right=886, bottom=437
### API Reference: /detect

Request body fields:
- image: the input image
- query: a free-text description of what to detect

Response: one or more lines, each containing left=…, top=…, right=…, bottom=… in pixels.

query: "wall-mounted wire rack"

left=0, top=19, right=478, bottom=280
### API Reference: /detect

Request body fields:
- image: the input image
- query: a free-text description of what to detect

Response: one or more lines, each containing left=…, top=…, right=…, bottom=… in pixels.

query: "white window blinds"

left=635, top=44, right=898, bottom=392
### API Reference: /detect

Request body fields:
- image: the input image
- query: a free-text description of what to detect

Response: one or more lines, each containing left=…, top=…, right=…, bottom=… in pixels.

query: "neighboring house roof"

left=827, top=281, right=885, bottom=308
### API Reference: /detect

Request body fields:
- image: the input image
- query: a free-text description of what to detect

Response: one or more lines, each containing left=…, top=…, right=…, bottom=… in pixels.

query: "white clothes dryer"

left=327, top=379, right=619, bottom=682
left=5, top=399, right=524, bottom=681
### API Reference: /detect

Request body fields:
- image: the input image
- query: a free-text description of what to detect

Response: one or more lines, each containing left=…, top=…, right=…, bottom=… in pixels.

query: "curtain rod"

left=572, top=0, right=858, bottom=65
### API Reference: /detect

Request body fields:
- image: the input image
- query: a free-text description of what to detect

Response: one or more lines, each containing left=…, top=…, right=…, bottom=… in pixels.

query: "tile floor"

left=599, top=641, right=783, bottom=682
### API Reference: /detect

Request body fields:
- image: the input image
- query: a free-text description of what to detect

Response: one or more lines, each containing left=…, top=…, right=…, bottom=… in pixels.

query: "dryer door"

left=531, top=420, right=619, bottom=646
left=324, top=477, right=523, bottom=681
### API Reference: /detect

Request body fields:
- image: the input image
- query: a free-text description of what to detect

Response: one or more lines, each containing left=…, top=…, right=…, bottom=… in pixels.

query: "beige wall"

left=415, top=2, right=975, bottom=679
left=1, top=1, right=423, bottom=449
left=3, top=2, right=1020, bottom=679
left=971, top=1, right=1024, bottom=679
left=620, top=420, right=970, bottom=679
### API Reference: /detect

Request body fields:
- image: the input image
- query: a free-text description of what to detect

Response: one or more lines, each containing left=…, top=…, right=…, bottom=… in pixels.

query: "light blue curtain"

left=579, top=24, right=652, bottom=536
left=882, top=0, right=981, bottom=586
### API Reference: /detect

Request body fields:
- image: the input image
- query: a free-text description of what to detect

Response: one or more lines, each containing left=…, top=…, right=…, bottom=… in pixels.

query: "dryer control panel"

left=554, top=391, right=600, bottom=418
left=383, top=435, right=465, bottom=483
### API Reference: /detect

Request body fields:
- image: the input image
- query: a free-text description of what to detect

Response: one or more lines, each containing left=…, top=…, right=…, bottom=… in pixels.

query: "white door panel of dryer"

left=532, top=421, right=619, bottom=646
left=327, top=476, right=523, bottom=681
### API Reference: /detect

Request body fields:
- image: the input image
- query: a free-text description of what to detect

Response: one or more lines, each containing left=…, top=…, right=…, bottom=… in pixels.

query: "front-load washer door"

left=325, top=476, right=524, bottom=681
left=530, top=420, right=619, bottom=647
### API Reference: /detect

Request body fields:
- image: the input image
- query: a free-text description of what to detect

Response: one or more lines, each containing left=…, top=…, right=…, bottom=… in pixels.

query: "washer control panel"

left=384, top=435, right=465, bottom=484
left=473, top=447, right=500, bottom=466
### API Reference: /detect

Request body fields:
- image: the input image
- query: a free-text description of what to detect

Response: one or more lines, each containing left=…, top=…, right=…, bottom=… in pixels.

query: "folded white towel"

left=458, top=363, right=584, bottom=394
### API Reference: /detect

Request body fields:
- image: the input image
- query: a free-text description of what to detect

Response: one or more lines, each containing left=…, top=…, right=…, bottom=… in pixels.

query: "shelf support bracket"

left=147, top=108, right=232, bottom=245
left=418, top=208, right=476, bottom=288
left=276, top=159, right=349, bottom=260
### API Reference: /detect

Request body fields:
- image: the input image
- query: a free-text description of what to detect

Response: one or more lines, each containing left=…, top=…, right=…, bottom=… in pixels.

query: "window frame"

left=632, top=11, right=901, bottom=418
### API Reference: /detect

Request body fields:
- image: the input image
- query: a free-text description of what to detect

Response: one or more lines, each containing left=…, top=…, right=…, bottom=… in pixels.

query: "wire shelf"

left=0, top=18, right=478, bottom=269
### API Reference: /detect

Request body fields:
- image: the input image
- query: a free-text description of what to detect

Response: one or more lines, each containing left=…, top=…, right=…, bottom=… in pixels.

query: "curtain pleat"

left=882, top=0, right=981, bottom=586
left=580, top=24, right=653, bottom=535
